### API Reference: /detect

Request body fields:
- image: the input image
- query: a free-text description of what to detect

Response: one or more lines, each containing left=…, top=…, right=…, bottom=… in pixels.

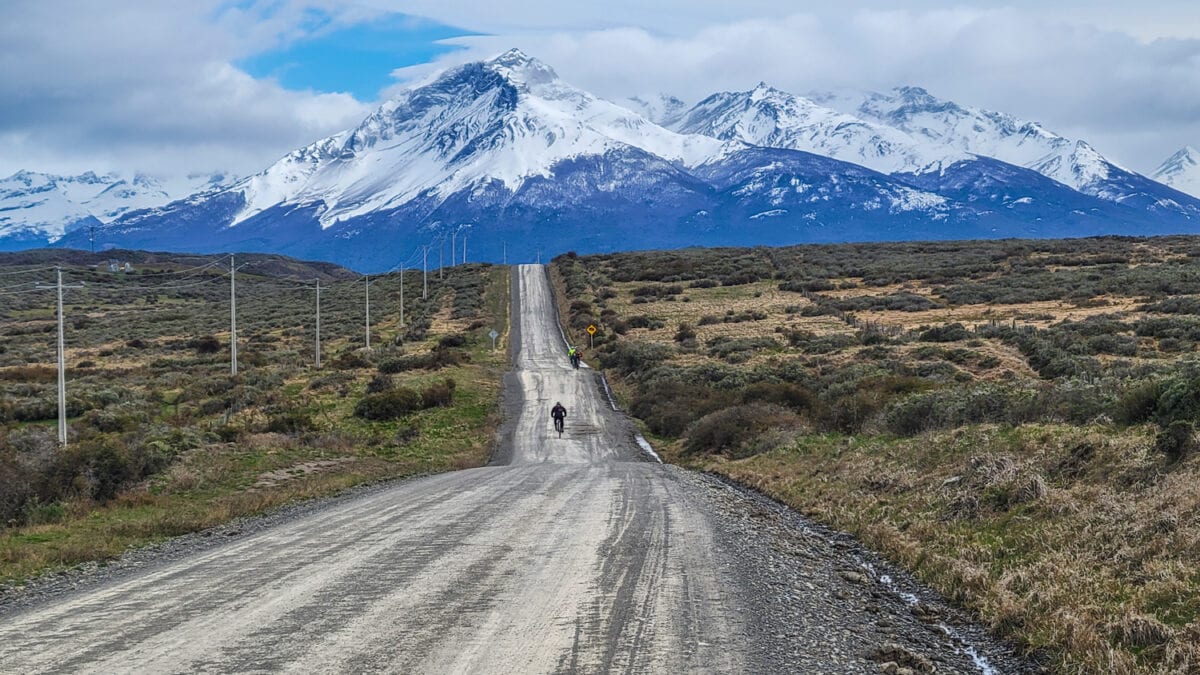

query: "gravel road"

left=0, top=264, right=1035, bottom=674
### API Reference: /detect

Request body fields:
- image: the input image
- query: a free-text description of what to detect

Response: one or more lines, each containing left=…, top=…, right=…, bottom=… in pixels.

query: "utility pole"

left=502, top=241, right=507, bottom=265
left=315, top=279, right=322, bottom=368
left=423, top=246, right=428, bottom=299
left=462, top=234, right=467, bottom=265
left=399, top=264, right=405, bottom=327
left=451, top=231, right=457, bottom=267
left=230, top=255, right=238, bottom=376
left=439, top=239, right=444, bottom=280
left=35, top=267, right=84, bottom=447
left=365, top=274, right=371, bottom=350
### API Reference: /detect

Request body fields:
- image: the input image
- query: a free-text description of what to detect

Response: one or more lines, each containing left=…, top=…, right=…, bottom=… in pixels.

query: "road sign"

left=586, top=325, right=596, bottom=335
left=489, top=328, right=499, bottom=350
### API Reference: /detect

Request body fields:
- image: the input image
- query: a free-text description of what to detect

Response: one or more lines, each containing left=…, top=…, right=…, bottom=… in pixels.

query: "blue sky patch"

left=239, top=13, right=480, bottom=101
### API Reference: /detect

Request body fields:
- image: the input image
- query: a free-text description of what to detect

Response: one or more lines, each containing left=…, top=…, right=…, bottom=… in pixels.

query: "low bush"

left=265, top=409, right=317, bottom=434
left=683, top=403, right=804, bottom=458
left=707, top=336, right=781, bottom=362
left=190, top=335, right=221, bottom=354
left=421, top=378, right=456, bottom=408
left=330, top=351, right=371, bottom=370
left=354, top=387, right=422, bottom=420
left=378, top=348, right=466, bottom=373
left=366, top=374, right=394, bottom=394
left=919, top=323, right=971, bottom=343
left=675, top=323, right=696, bottom=343
left=1154, top=420, right=1198, bottom=461
left=599, top=341, right=673, bottom=376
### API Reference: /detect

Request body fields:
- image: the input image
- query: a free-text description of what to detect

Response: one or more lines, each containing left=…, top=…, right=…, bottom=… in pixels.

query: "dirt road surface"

left=0, top=265, right=1030, bottom=674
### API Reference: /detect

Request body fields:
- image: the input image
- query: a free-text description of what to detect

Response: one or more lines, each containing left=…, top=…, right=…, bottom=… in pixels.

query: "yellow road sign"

left=586, top=324, right=597, bottom=335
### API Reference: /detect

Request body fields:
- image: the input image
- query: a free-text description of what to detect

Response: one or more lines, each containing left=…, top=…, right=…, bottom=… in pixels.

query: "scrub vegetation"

left=0, top=249, right=508, bottom=585
left=553, top=236, right=1200, bottom=674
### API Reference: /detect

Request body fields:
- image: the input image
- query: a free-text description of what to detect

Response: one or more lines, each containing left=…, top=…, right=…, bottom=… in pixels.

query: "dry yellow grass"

left=698, top=425, right=1200, bottom=674
left=561, top=254, right=1200, bottom=673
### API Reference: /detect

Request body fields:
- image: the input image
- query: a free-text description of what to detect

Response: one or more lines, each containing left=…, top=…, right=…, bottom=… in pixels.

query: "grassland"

left=553, top=237, right=1200, bottom=674
left=0, top=250, right=509, bottom=585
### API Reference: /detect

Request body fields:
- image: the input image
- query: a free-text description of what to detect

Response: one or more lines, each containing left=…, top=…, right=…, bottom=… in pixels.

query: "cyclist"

left=568, top=346, right=580, bottom=369
left=551, top=401, right=567, bottom=436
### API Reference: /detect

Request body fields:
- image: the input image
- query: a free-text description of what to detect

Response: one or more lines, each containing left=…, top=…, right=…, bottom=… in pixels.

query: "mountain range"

left=0, top=171, right=232, bottom=251
left=6, top=49, right=1199, bottom=271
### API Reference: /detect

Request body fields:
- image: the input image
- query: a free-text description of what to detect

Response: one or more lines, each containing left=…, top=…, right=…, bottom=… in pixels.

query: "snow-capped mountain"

left=229, top=50, right=724, bottom=230
left=816, top=86, right=1193, bottom=214
left=0, top=170, right=231, bottom=247
left=35, top=50, right=1200, bottom=271
left=670, top=83, right=962, bottom=175
left=1153, top=146, right=1200, bottom=198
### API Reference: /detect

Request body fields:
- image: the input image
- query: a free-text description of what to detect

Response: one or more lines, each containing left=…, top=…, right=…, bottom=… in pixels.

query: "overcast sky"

left=3, top=0, right=1199, bottom=179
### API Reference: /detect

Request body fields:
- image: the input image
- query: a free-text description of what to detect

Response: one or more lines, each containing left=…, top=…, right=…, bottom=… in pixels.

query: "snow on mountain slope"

left=622, top=94, right=689, bottom=127
left=670, top=83, right=963, bottom=175
left=804, top=86, right=1200, bottom=218
left=1153, top=146, right=1200, bottom=198
left=0, top=171, right=98, bottom=240
left=231, top=49, right=729, bottom=228
left=0, top=170, right=231, bottom=241
left=815, top=87, right=1120, bottom=190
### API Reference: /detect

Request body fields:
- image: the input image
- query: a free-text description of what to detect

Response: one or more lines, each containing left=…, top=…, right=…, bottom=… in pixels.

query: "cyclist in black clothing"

left=551, top=402, right=567, bottom=436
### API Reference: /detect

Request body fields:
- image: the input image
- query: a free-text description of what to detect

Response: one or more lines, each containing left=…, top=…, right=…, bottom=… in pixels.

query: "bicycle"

left=553, top=417, right=564, bottom=437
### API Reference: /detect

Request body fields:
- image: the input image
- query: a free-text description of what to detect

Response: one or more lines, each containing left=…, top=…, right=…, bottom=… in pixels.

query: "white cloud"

left=3, top=0, right=1200, bottom=180
left=0, top=1, right=370, bottom=178
left=383, top=7, right=1200, bottom=173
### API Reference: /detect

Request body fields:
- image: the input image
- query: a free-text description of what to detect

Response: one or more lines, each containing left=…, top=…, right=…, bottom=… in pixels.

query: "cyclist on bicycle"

left=551, top=401, right=567, bottom=434
left=568, top=346, right=580, bottom=369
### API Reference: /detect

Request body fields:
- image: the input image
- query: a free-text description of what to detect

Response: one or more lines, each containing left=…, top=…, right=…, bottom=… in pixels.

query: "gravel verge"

left=668, top=465, right=1044, bottom=674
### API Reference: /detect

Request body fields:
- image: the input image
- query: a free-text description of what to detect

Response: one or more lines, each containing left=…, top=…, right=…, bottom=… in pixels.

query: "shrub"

left=919, top=323, right=971, bottom=343
left=190, top=335, right=221, bottom=354
left=1153, top=375, right=1200, bottom=427
left=740, top=381, right=815, bottom=412
left=438, top=333, right=468, bottom=349
left=1154, top=420, right=1198, bottom=462
left=378, top=348, right=466, bottom=373
left=330, top=351, right=371, bottom=370
left=599, top=341, right=673, bottom=376
left=683, top=403, right=803, bottom=458
left=266, top=409, right=316, bottom=433
left=630, top=380, right=734, bottom=437
left=366, top=374, right=394, bottom=394
left=675, top=323, right=696, bottom=343
left=1114, top=380, right=1162, bottom=425
left=354, top=387, right=422, bottom=420
left=707, top=336, right=781, bottom=361
left=421, top=378, right=456, bottom=408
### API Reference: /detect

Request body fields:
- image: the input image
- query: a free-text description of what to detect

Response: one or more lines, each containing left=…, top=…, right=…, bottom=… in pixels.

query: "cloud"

left=385, top=7, right=1200, bottom=172
left=3, top=0, right=1200, bottom=180
left=0, top=1, right=370, bottom=177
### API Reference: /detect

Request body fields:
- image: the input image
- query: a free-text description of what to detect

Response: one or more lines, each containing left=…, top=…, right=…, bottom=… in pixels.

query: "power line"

left=0, top=265, right=60, bottom=276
